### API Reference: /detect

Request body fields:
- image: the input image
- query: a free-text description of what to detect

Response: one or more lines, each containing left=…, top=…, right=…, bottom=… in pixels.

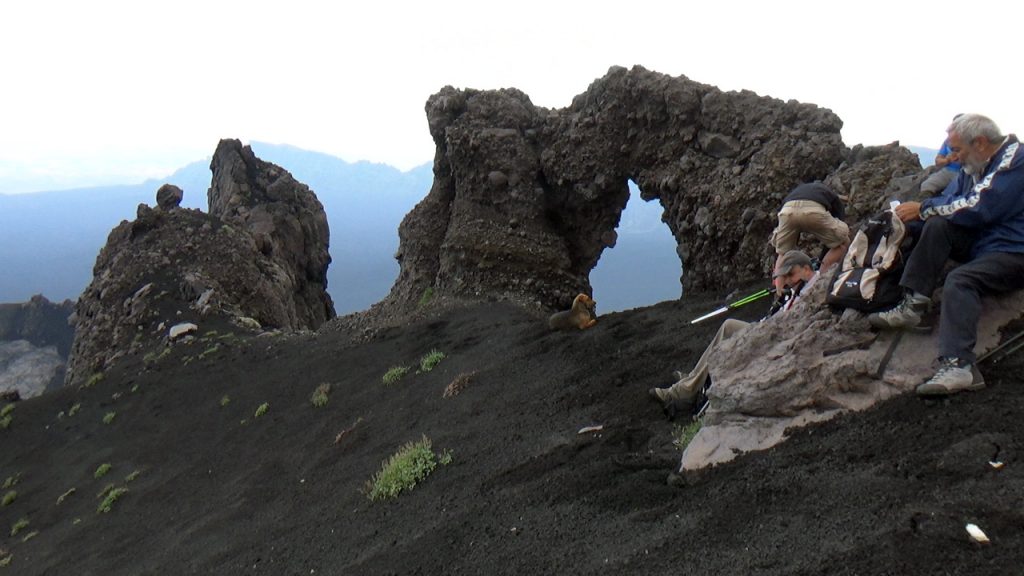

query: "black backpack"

left=826, top=210, right=907, bottom=312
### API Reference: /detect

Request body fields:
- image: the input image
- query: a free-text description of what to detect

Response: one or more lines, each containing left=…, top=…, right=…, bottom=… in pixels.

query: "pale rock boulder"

left=0, top=340, right=64, bottom=399
left=169, top=323, right=198, bottom=341
left=681, top=274, right=1024, bottom=471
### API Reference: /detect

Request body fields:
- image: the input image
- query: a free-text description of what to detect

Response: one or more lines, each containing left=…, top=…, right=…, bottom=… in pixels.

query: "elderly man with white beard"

left=868, top=114, right=1024, bottom=395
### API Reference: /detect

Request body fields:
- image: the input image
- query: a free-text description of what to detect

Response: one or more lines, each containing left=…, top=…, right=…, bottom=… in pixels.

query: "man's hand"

left=894, top=201, right=922, bottom=222
left=935, top=154, right=950, bottom=168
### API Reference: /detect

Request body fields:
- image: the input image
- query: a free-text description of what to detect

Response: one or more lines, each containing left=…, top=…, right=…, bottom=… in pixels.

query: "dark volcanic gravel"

left=2, top=292, right=1022, bottom=575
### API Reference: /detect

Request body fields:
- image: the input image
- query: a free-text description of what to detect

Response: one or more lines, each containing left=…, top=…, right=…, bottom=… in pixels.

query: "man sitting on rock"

left=651, top=250, right=817, bottom=414
left=868, top=113, right=1024, bottom=396
left=768, top=182, right=849, bottom=294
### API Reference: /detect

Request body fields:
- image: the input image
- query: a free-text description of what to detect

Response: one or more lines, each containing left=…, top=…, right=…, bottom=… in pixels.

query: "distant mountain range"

left=0, top=143, right=684, bottom=315
left=0, top=143, right=433, bottom=315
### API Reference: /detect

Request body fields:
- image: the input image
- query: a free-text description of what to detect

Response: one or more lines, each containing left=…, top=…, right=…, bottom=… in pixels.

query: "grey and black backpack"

left=826, top=210, right=907, bottom=312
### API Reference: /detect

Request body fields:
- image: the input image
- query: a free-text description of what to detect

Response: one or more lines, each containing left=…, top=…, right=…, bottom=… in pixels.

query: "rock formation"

left=381, top=65, right=848, bottom=314
left=65, top=141, right=334, bottom=386
left=208, top=140, right=334, bottom=328
left=0, top=295, right=75, bottom=398
left=681, top=278, right=1024, bottom=471
left=824, top=142, right=924, bottom=220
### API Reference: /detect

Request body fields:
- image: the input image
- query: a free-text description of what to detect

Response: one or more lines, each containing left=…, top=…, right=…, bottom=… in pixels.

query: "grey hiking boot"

left=868, top=293, right=931, bottom=330
left=916, top=358, right=986, bottom=396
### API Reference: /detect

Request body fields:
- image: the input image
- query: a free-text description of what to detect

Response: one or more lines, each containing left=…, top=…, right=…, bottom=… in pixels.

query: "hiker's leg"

left=770, top=202, right=804, bottom=255
left=900, top=217, right=976, bottom=297
left=819, top=241, right=849, bottom=274
left=667, top=319, right=748, bottom=400
left=938, top=252, right=1024, bottom=363
left=920, top=169, right=956, bottom=196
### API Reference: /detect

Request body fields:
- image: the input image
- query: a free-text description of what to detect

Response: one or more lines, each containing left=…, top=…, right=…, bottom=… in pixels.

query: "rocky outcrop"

left=0, top=295, right=75, bottom=397
left=380, top=65, right=846, bottom=315
left=824, top=142, right=924, bottom=222
left=208, top=140, right=334, bottom=328
left=680, top=278, right=1024, bottom=471
left=0, top=340, right=64, bottom=399
left=0, top=295, right=75, bottom=356
left=65, top=142, right=334, bottom=386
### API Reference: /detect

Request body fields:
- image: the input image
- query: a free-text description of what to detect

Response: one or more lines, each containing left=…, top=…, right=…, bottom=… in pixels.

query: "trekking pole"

left=690, top=288, right=772, bottom=324
left=978, top=329, right=1024, bottom=364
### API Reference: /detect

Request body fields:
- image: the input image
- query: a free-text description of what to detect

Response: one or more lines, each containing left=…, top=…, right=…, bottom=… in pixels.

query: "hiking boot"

left=868, top=293, right=931, bottom=330
left=916, top=358, right=986, bottom=396
left=650, top=386, right=694, bottom=421
left=650, top=387, right=670, bottom=405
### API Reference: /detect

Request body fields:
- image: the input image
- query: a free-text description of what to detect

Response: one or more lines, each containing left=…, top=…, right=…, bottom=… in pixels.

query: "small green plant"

left=124, top=469, right=142, bottom=483
left=365, top=435, right=450, bottom=501
left=97, top=483, right=115, bottom=499
left=198, top=343, right=220, bottom=360
left=131, top=384, right=139, bottom=393
left=68, top=403, right=81, bottom=417
left=97, top=487, right=128, bottom=513
left=10, top=518, right=28, bottom=537
left=1, top=491, right=16, bottom=507
left=0, top=553, right=10, bottom=566
left=21, top=530, right=39, bottom=542
left=102, top=411, right=116, bottom=425
left=144, top=346, right=172, bottom=365
left=94, top=463, right=112, bottom=479
left=417, top=286, right=435, bottom=308
left=1, top=475, right=17, bottom=489
left=310, top=383, right=331, bottom=407
left=672, top=419, right=703, bottom=451
left=0, top=404, right=12, bottom=429
left=84, top=372, right=104, bottom=388
left=254, top=403, right=269, bottom=418
left=419, top=349, right=446, bottom=373
left=382, top=366, right=410, bottom=386
left=220, top=395, right=231, bottom=407
left=56, top=488, right=76, bottom=505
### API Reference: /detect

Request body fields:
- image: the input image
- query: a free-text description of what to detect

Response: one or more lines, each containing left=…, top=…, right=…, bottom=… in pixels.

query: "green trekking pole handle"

left=690, top=288, right=773, bottom=324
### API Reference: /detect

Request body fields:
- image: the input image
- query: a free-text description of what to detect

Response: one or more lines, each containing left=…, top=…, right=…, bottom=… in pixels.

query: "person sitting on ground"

left=650, top=250, right=818, bottom=412
left=768, top=182, right=849, bottom=294
left=868, top=113, right=1024, bottom=396
left=919, top=114, right=964, bottom=197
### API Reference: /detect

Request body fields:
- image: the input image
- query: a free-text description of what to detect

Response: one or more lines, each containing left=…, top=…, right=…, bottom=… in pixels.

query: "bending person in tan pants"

left=650, top=250, right=817, bottom=414
left=769, top=182, right=849, bottom=294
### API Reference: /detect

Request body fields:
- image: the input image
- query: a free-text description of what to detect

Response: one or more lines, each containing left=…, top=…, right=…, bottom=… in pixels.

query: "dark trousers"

left=900, top=217, right=1024, bottom=363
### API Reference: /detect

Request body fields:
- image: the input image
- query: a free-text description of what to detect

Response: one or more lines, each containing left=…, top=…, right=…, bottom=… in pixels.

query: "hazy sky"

left=2, top=0, right=1021, bottom=192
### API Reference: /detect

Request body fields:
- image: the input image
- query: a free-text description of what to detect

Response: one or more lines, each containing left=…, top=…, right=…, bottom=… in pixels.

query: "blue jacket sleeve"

left=921, top=141, right=1024, bottom=229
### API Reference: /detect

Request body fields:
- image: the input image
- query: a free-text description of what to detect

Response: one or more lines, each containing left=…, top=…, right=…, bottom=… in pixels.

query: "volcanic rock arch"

left=384, top=65, right=846, bottom=313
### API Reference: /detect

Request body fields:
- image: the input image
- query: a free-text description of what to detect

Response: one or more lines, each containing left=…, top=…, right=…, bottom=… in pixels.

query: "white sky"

left=2, top=0, right=1022, bottom=191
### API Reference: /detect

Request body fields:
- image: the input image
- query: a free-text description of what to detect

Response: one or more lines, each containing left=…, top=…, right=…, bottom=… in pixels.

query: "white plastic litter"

left=966, top=523, right=990, bottom=544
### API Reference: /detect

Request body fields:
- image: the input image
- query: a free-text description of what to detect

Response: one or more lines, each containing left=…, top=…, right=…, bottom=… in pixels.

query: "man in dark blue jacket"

left=869, top=114, right=1024, bottom=395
